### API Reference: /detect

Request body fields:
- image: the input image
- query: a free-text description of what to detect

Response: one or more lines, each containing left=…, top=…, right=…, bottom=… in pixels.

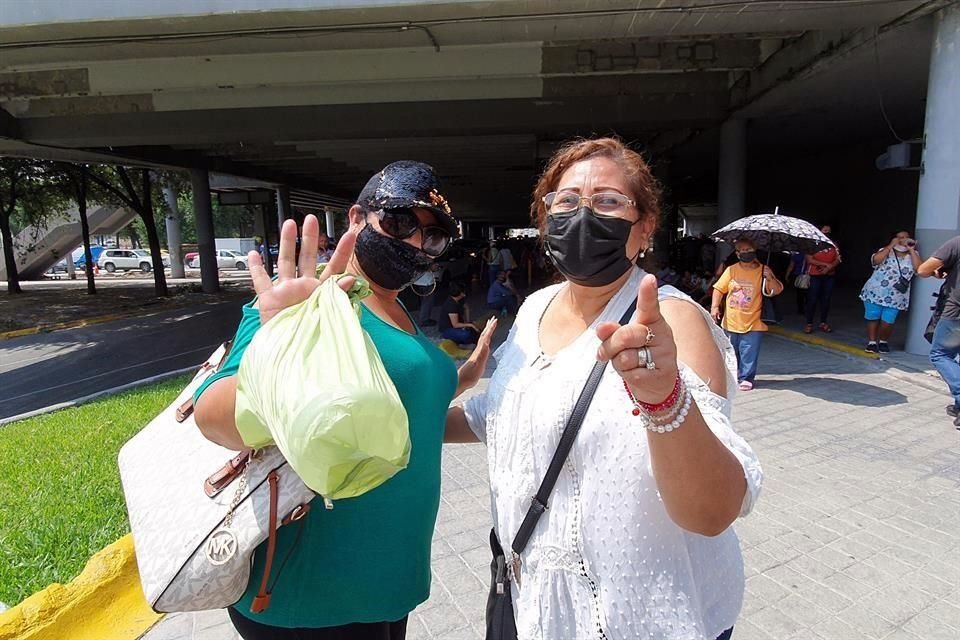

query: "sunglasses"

left=375, top=208, right=451, bottom=257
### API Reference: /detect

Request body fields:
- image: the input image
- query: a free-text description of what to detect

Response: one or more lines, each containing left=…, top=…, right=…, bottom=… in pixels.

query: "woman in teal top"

left=194, top=162, right=496, bottom=640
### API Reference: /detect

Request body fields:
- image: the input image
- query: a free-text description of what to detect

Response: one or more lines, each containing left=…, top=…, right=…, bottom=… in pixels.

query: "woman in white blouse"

left=446, top=138, right=762, bottom=640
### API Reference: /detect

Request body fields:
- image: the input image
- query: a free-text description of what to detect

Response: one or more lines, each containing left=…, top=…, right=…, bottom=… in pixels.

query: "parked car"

left=189, top=250, right=249, bottom=270
left=73, top=245, right=105, bottom=269
left=139, top=250, right=171, bottom=268
left=98, top=249, right=166, bottom=273
left=183, top=251, right=199, bottom=267
left=47, top=260, right=68, bottom=275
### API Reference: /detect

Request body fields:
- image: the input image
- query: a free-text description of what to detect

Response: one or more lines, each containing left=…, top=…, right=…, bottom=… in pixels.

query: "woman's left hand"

left=455, top=317, right=498, bottom=398
left=596, top=274, right=679, bottom=404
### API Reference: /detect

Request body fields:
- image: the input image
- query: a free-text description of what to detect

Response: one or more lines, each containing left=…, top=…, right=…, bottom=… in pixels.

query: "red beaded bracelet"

left=623, top=372, right=682, bottom=416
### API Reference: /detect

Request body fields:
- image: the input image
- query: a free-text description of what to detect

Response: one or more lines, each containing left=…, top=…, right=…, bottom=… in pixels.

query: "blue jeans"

left=487, top=293, right=518, bottom=316
left=805, top=275, right=835, bottom=325
left=727, top=330, right=762, bottom=383
left=441, top=327, right=479, bottom=345
left=930, top=317, right=960, bottom=408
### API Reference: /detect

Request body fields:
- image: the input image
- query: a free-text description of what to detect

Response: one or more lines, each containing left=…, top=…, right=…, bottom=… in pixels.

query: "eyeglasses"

left=375, top=208, right=451, bottom=257
left=543, top=191, right=636, bottom=217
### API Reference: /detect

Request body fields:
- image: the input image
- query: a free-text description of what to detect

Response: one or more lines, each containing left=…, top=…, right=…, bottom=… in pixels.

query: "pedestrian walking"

left=860, top=230, right=922, bottom=353
left=193, top=161, right=496, bottom=640
left=918, top=234, right=960, bottom=428
left=785, top=252, right=808, bottom=314
left=446, top=137, right=761, bottom=640
left=711, top=238, right=784, bottom=390
left=804, top=224, right=841, bottom=333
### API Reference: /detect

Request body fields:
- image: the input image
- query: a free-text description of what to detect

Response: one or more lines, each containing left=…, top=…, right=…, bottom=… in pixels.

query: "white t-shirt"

left=463, top=268, right=763, bottom=639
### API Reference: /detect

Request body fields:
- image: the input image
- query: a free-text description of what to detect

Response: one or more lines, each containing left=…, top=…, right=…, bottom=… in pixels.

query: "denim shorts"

left=863, top=300, right=899, bottom=324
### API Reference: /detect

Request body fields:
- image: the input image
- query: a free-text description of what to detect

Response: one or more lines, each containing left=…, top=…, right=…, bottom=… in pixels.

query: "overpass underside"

left=0, top=0, right=944, bottom=227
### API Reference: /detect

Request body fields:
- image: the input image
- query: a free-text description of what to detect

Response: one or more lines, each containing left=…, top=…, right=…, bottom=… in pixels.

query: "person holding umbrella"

left=711, top=211, right=830, bottom=390
left=711, top=238, right=784, bottom=390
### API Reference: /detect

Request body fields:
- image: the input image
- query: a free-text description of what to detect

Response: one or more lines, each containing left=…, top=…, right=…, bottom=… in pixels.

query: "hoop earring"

left=411, top=280, right=437, bottom=297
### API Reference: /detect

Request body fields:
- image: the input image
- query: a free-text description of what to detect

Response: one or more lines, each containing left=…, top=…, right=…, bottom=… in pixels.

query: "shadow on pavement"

left=758, top=375, right=908, bottom=406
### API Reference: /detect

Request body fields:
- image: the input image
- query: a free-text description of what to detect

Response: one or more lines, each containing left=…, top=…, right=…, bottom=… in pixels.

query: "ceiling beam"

left=18, top=94, right=729, bottom=147
left=732, top=0, right=951, bottom=117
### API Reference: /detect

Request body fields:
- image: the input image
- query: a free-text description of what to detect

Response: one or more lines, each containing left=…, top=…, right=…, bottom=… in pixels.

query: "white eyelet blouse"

left=463, top=268, right=763, bottom=640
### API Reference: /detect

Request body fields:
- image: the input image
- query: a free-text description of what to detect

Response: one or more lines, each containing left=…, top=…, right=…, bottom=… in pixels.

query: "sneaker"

left=865, top=342, right=879, bottom=353
left=955, top=415, right=960, bottom=430
left=947, top=405, right=960, bottom=418
left=878, top=342, right=890, bottom=353
left=738, top=380, right=754, bottom=391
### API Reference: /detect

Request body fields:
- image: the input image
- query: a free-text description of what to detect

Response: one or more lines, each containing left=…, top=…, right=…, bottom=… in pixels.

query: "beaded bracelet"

left=648, top=379, right=687, bottom=424
left=644, top=389, right=692, bottom=434
left=623, top=371, right=693, bottom=433
left=622, top=372, right=682, bottom=417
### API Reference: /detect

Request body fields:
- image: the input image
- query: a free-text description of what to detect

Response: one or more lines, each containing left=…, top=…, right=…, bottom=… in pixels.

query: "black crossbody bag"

left=485, top=301, right=636, bottom=640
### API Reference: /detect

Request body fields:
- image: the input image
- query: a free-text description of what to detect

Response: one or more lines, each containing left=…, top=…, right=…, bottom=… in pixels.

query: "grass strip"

left=0, top=374, right=191, bottom=605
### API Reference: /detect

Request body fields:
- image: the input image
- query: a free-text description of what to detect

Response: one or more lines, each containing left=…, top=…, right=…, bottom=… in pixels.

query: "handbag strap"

left=511, top=300, right=638, bottom=558
left=892, top=249, right=906, bottom=279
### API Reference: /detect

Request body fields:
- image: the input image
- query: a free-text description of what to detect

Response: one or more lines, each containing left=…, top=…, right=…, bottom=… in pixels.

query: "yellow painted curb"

left=0, top=311, right=149, bottom=341
left=0, top=327, right=40, bottom=340
left=768, top=325, right=880, bottom=360
left=0, top=535, right=162, bottom=640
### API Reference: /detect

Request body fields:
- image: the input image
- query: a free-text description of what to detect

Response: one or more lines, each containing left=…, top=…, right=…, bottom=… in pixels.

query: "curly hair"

left=530, top=137, right=661, bottom=232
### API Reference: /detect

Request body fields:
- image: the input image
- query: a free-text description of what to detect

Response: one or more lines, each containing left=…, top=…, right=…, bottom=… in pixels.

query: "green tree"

left=87, top=166, right=168, bottom=297
left=0, top=158, right=71, bottom=294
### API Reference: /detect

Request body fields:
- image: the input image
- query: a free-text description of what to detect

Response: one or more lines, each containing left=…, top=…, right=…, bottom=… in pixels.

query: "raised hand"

left=249, top=214, right=358, bottom=325
left=455, top=317, right=498, bottom=397
left=596, top=274, right=679, bottom=404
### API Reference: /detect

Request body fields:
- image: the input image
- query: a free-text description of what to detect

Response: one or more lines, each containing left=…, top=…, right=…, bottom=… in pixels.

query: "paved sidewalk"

left=143, top=335, right=960, bottom=640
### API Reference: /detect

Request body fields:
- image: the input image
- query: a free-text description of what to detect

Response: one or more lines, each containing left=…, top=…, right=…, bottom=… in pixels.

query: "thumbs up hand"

left=596, top=274, right=679, bottom=404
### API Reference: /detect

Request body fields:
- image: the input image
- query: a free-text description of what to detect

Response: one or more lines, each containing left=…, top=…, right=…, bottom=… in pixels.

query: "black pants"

left=229, top=608, right=408, bottom=640
left=716, top=628, right=734, bottom=640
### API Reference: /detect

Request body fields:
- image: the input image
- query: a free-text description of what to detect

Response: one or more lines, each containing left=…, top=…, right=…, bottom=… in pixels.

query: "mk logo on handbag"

left=205, top=529, right=239, bottom=565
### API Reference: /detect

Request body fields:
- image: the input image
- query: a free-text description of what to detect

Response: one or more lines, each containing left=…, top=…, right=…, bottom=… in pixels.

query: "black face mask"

left=738, top=251, right=757, bottom=264
left=354, top=224, right=433, bottom=291
left=544, top=206, right=635, bottom=287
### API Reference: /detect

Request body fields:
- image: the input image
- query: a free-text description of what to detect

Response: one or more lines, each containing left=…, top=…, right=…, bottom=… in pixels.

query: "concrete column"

left=718, top=119, right=747, bottom=226
left=66, top=251, right=76, bottom=280
left=325, top=209, right=336, bottom=238
left=276, top=187, right=291, bottom=228
left=162, top=186, right=185, bottom=279
left=190, top=169, right=219, bottom=293
left=717, top=118, right=747, bottom=263
left=905, top=4, right=960, bottom=356
left=259, top=203, right=274, bottom=277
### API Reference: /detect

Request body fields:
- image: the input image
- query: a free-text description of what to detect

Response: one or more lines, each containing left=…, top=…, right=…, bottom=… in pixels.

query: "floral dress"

left=859, top=249, right=915, bottom=310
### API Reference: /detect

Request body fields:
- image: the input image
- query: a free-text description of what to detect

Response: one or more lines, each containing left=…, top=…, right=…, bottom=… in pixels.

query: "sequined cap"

left=357, top=161, right=459, bottom=238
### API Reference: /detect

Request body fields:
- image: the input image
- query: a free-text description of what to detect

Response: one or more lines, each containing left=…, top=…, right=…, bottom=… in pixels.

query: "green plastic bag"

left=235, top=276, right=410, bottom=500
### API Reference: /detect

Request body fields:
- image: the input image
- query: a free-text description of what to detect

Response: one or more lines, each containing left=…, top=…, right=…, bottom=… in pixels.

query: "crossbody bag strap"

left=893, top=250, right=905, bottom=279
left=510, top=300, right=638, bottom=566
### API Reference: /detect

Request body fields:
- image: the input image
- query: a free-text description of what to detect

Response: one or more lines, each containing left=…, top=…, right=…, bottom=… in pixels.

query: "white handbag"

left=118, top=343, right=316, bottom=613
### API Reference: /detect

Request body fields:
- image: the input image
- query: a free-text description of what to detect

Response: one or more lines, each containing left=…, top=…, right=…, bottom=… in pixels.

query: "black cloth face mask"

left=354, top=224, right=433, bottom=291
left=544, top=206, right=636, bottom=287
left=738, top=251, right=757, bottom=264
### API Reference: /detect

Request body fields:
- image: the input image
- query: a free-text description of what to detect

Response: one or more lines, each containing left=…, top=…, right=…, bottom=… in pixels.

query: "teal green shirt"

left=195, top=300, right=458, bottom=628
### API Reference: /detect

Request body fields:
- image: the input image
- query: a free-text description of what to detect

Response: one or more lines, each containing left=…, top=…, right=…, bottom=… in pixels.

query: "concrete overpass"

left=0, top=0, right=957, bottom=353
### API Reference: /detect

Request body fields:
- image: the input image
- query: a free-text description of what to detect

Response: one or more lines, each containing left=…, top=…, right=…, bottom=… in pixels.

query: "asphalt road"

left=0, top=300, right=245, bottom=420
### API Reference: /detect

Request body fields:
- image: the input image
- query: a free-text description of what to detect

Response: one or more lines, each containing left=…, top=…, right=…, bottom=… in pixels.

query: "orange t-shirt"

left=714, top=263, right=766, bottom=334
